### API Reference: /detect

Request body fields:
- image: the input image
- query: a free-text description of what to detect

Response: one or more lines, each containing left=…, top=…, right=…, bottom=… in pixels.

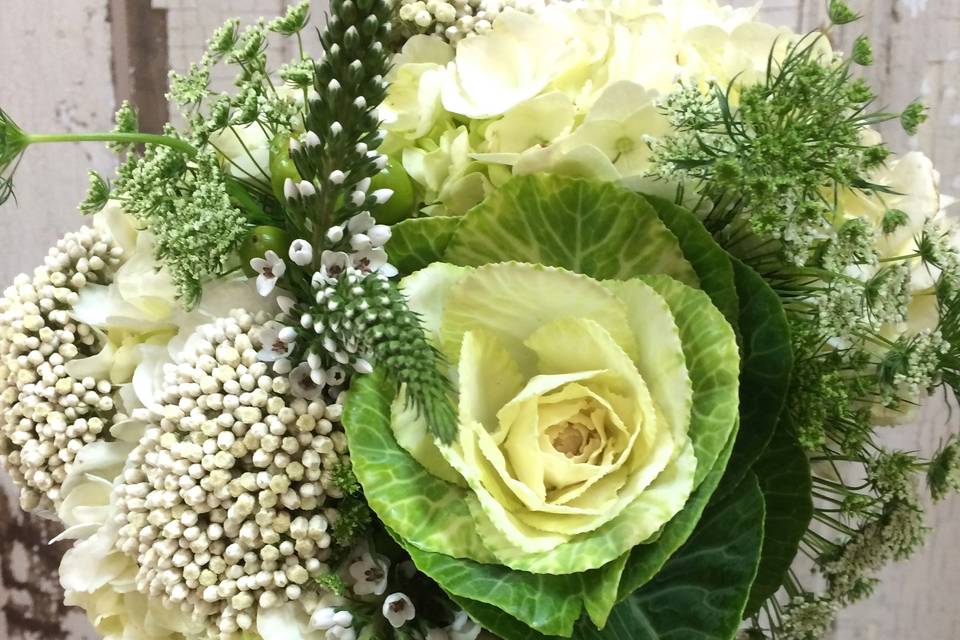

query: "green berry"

left=240, top=225, right=288, bottom=276
left=369, top=159, right=416, bottom=225
left=269, top=134, right=302, bottom=202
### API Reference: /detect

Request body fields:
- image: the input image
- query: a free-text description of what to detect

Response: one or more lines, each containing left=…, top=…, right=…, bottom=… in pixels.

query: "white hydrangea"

left=113, top=310, right=351, bottom=638
left=383, top=0, right=806, bottom=215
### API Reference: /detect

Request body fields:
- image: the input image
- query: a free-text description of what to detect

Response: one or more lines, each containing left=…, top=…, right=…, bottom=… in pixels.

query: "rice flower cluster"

left=0, top=225, right=123, bottom=512
left=113, top=309, right=351, bottom=637
left=396, top=0, right=557, bottom=44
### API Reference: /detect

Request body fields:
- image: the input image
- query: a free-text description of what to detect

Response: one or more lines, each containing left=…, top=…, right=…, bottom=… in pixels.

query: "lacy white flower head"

left=383, top=592, right=417, bottom=629
left=112, top=309, right=352, bottom=638
left=252, top=250, right=286, bottom=296
left=348, top=551, right=390, bottom=596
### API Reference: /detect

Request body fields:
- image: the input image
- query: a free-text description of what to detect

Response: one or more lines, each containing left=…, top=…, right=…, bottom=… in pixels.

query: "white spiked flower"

left=319, top=251, right=352, bottom=284
left=367, top=225, right=392, bottom=247
left=372, top=188, right=394, bottom=205
left=289, top=239, right=314, bottom=267
left=298, top=180, right=318, bottom=198
left=347, top=212, right=376, bottom=235
left=290, top=362, right=325, bottom=399
left=326, top=225, right=346, bottom=243
left=330, top=170, right=347, bottom=185
left=284, top=178, right=300, bottom=201
left=304, top=131, right=321, bottom=148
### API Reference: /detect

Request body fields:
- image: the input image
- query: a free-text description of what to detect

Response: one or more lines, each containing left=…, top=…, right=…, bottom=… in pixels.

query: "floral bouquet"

left=1, top=1, right=958, bottom=639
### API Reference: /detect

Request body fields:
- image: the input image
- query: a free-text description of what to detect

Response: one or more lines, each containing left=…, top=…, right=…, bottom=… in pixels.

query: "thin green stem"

left=27, top=132, right=198, bottom=157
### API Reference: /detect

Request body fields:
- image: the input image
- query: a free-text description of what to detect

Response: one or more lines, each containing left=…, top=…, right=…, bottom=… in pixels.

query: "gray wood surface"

left=0, top=0, right=955, bottom=638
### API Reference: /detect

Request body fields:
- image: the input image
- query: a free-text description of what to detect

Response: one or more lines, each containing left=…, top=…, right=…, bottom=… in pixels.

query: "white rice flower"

left=0, top=224, right=124, bottom=512
left=383, top=593, right=416, bottom=629
left=251, top=250, right=286, bottom=296
left=113, top=310, right=350, bottom=638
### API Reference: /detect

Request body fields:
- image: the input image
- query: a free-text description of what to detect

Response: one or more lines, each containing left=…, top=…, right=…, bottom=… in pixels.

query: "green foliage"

left=387, top=216, right=461, bottom=275
left=315, top=572, right=350, bottom=597
left=722, top=260, right=794, bottom=491
left=289, top=0, right=393, bottom=244
left=617, top=430, right=737, bottom=599
left=332, top=495, right=374, bottom=548
left=444, top=175, right=698, bottom=286
left=927, top=437, right=960, bottom=502
left=448, top=467, right=764, bottom=640
left=744, top=420, right=812, bottom=617
left=643, top=194, right=740, bottom=328
left=901, top=101, right=929, bottom=136
left=852, top=35, right=873, bottom=66
left=828, top=0, right=859, bottom=25
left=78, top=171, right=111, bottom=214
left=0, top=108, right=28, bottom=205
left=578, top=474, right=764, bottom=640
left=109, top=101, right=140, bottom=153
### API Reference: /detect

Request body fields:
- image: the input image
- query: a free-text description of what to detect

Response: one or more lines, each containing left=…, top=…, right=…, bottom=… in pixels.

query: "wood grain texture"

left=0, top=1, right=116, bottom=635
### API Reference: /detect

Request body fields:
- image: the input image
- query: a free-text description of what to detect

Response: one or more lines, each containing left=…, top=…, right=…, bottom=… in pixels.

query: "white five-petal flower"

left=250, top=250, right=286, bottom=296
left=257, top=322, right=295, bottom=362
left=383, top=593, right=416, bottom=629
left=348, top=552, right=390, bottom=597
left=289, top=363, right=324, bottom=399
left=319, top=251, right=352, bottom=284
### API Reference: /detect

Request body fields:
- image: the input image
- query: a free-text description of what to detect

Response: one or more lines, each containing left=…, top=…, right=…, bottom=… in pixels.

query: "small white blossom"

left=289, top=239, right=314, bottom=267
left=326, top=225, right=345, bottom=243
left=298, top=180, right=318, bottom=198
left=367, top=225, right=392, bottom=247
left=257, top=322, right=295, bottom=362
left=349, top=552, right=390, bottom=596
left=383, top=593, right=416, bottom=629
left=251, top=250, right=286, bottom=296
left=347, top=212, right=376, bottom=235
left=320, top=251, right=352, bottom=283
left=290, top=362, right=325, bottom=399
left=371, top=188, right=394, bottom=205
left=284, top=178, right=300, bottom=201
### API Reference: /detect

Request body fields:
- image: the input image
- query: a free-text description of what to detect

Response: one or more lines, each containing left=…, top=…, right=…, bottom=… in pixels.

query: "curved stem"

left=27, top=132, right=198, bottom=157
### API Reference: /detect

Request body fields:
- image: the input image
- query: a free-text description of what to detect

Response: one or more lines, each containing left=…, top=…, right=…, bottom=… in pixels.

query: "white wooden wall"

left=0, top=1, right=956, bottom=638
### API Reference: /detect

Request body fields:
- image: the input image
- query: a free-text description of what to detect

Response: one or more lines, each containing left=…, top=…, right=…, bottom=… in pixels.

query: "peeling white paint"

left=903, top=0, right=929, bottom=19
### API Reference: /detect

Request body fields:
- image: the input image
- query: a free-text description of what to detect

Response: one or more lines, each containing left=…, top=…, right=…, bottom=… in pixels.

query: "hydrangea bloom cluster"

left=114, top=310, right=350, bottom=637
left=0, top=225, right=124, bottom=512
